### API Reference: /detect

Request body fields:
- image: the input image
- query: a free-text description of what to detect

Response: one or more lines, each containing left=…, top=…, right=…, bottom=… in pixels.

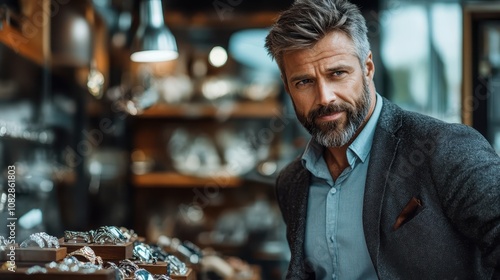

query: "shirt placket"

left=326, top=167, right=352, bottom=280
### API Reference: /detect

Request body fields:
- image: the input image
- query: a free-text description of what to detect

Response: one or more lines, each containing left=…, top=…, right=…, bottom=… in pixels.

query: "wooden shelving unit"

left=128, top=12, right=285, bottom=279
left=165, top=11, right=279, bottom=29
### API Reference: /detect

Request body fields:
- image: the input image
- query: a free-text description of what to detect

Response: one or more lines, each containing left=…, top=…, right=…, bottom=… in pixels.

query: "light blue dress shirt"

left=301, top=94, right=383, bottom=280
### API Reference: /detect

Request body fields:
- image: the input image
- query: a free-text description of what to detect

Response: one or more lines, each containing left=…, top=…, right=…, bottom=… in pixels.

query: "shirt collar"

left=301, top=93, right=383, bottom=171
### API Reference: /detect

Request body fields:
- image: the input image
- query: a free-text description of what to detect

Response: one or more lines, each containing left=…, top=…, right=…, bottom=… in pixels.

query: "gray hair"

left=265, top=0, right=370, bottom=73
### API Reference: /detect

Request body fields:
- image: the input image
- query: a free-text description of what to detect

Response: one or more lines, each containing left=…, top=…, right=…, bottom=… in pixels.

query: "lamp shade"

left=130, top=0, right=178, bottom=62
left=51, top=3, right=92, bottom=67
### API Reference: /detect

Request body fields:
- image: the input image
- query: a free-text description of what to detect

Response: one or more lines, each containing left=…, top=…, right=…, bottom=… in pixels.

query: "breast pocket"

left=392, top=196, right=426, bottom=231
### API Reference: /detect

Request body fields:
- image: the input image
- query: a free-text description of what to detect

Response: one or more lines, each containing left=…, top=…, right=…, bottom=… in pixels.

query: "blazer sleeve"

left=430, top=124, right=500, bottom=273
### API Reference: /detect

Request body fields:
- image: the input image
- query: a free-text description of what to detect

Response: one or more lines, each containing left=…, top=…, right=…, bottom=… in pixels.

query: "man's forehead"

left=282, top=32, right=356, bottom=61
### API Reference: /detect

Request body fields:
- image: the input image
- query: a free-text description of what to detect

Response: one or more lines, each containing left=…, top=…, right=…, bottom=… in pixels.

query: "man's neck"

left=324, top=146, right=349, bottom=180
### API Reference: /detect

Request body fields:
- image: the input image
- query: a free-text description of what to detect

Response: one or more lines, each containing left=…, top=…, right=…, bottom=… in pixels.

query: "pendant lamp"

left=130, top=0, right=178, bottom=62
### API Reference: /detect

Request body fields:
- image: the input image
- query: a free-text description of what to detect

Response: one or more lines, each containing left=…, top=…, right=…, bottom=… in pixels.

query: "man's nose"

left=317, top=81, right=337, bottom=106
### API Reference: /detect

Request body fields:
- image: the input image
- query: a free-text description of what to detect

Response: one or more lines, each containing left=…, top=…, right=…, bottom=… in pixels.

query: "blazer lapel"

left=287, top=165, right=312, bottom=278
left=363, top=99, right=402, bottom=270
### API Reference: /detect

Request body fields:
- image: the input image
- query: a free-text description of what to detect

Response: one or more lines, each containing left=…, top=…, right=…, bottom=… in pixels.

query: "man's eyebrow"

left=289, top=74, right=314, bottom=83
left=325, top=64, right=354, bottom=73
left=288, top=64, right=355, bottom=83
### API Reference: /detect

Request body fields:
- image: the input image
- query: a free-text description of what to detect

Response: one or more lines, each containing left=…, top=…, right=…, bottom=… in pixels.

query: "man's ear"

left=365, top=51, right=375, bottom=80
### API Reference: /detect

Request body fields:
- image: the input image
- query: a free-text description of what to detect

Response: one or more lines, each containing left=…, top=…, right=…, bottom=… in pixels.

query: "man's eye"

left=296, top=79, right=312, bottom=87
left=332, top=71, right=347, bottom=77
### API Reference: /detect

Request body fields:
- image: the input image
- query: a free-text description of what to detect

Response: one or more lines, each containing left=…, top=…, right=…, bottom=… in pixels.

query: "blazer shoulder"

left=380, top=98, right=487, bottom=143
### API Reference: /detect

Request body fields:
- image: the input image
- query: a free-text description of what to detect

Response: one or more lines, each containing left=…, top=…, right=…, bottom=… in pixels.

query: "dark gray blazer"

left=276, top=98, right=500, bottom=280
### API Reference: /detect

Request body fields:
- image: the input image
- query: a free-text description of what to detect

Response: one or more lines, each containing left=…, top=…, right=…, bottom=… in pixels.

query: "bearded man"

left=265, top=0, right=500, bottom=279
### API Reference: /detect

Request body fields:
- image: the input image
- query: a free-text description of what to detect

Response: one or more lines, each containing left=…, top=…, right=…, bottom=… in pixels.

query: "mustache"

left=307, top=102, right=351, bottom=122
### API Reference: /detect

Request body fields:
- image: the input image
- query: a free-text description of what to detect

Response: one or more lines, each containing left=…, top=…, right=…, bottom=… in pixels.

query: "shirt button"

left=330, top=187, right=337, bottom=194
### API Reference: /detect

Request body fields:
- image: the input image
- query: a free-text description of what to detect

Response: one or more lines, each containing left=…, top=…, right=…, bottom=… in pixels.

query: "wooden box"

left=138, top=261, right=169, bottom=274
left=171, top=268, right=196, bottom=280
left=59, top=238, right=133, bottom=261
left=0, top=247, right=67, bottom=262
left=133, top=266, right=195, bottom=280
left=123, top=268, right=195, bottom=280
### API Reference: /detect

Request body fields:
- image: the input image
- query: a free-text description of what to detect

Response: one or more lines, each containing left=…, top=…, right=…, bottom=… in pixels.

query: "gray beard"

left=313, top=117, right=359, bottom=147
left=307, top=82, right=371, bottom=148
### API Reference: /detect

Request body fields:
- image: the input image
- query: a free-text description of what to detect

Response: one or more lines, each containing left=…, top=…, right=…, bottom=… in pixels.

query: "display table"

left=0, top=234, right=197, bottom=280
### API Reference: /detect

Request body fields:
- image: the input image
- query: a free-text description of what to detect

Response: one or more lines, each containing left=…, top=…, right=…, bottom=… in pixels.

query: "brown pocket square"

left=392, top=197, right=422, bottom=231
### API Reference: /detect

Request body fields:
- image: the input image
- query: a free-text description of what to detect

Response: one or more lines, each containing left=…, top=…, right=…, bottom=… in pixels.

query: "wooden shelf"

left=138, top=100, right=282, bottom=119
left=133, top=172, right=242, bottom=188
left=0, top=23, right=45, bottom=66
left=166, top=11, right=279, bottom=29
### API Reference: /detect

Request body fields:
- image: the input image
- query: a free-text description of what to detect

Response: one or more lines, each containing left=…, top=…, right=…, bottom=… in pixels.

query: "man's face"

left=282, top=31, right=375, bottom=147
